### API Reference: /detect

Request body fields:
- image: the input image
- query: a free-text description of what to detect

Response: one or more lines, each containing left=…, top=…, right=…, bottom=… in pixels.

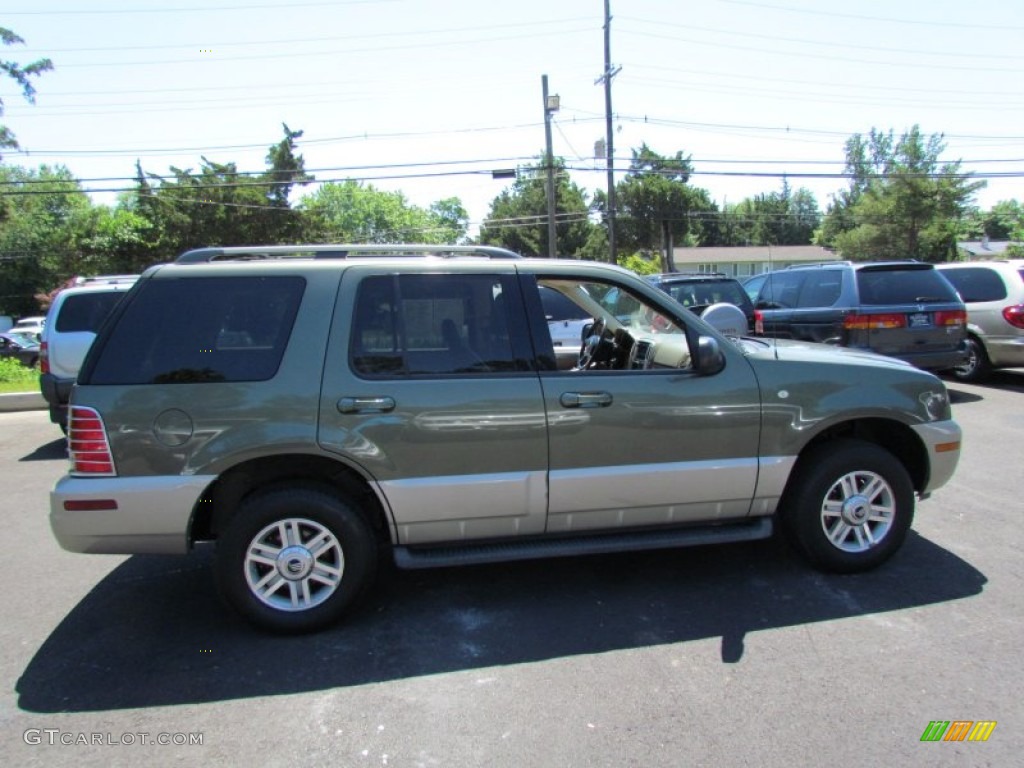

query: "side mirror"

left=695, top=335, right=726, bottom=376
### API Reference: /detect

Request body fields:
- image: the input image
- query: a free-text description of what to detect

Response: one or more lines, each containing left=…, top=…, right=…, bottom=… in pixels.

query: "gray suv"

left=746, top=261, right=968, bottom=371
left=50, top=245, right=962, bottom=633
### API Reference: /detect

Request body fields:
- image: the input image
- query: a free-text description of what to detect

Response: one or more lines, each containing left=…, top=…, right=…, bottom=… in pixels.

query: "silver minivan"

left=937, top=260, right=1024, bottom=382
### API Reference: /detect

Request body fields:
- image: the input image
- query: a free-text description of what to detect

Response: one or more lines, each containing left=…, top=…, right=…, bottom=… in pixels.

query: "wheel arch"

left=791, top=417, right=929, bottom=494
left=189, top=453, right=392, bottom=546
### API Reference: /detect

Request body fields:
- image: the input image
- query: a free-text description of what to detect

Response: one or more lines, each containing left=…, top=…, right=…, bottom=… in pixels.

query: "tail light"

left=934, top=310, right=967, bottom=327
left=754, top=310, right=764, bottom=335
left=1003, top=305, right=1024, bottom=329
left=68, top=406, right=116, bottom=476
left=843, top=313, right=906, bottom=330
left=39, top=340, right=49, bottom=375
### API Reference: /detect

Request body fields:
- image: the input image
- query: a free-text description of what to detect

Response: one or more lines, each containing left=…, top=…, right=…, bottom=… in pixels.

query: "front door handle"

left=560, top=391, right=613, bottom=409
left=338, top=396, right=396, bottom=414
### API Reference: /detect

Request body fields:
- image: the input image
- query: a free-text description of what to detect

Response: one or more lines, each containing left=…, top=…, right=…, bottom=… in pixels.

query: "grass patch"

left=0, top=357, right=40, bottom=394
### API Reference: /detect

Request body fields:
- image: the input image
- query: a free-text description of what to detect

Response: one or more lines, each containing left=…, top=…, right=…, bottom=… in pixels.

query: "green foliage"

left=479, top=156, right=596, bottom=257
left=614, top=144, right=719, bottom=269
left=617, top=252, right=661, bottom=276
left=0, top=355, right=37, bottom=389
left=818, top=126, right=984, bottom=262
left=1, top=27, right=53, bottom=158
left=300, top=180, right=467, bottom=243
left=0, top=165, right=96, bottom=315
left=721, top=180, right=821, bottom=246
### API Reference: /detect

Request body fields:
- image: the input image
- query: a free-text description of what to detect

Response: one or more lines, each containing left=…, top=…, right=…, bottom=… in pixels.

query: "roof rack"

left=71, top=274, right=138, bottom=286
left=175, top=244, right=523, bottom=264
left=783, top=261, right=852, bottom=269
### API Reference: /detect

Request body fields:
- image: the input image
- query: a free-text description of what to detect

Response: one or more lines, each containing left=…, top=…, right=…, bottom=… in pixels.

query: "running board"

left=392, top=517, right=773, bottom=570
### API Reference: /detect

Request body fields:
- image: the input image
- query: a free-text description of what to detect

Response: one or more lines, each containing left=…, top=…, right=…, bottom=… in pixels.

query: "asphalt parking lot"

left=1, top=373, right=1022, bottom=767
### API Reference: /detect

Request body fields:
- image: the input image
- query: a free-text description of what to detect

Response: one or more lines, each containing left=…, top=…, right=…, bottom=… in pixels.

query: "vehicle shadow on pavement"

left=17, top=532, right=985, bottom=713
left=19, top=438, right=66, bottom=462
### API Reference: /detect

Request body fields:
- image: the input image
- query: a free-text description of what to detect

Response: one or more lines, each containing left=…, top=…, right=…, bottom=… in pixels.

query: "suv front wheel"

left=216, top=486, right=378, bottom=633
left=782, top=440, right=914, bottom=573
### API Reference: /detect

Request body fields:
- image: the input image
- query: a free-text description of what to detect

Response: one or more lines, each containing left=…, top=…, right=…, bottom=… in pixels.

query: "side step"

left=392, top=516, right=773, bottom=570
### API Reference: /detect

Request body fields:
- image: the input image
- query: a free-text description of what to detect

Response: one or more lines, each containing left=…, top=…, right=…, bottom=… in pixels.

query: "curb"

left=0, top=391, right=46, bottom=412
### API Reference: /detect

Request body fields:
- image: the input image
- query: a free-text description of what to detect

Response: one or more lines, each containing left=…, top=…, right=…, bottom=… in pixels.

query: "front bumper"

left=50, top=474, right=214, bottom=555
left=911, top=420, right=962, bottom=495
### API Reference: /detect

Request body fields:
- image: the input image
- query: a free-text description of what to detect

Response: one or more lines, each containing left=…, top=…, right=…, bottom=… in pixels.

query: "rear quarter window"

left=85, top=276, right=305, bottom=384
left=940, top=267, right=1008, bottom=302
left=54, top=292, right=126, bottom=333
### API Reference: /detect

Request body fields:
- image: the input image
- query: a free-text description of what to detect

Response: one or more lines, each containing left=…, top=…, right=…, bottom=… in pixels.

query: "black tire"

left=951, top=336, right=991, bottom=383
left=216, top=486, right=377, bottom=634
left=780, top=440, right=914, bottom=573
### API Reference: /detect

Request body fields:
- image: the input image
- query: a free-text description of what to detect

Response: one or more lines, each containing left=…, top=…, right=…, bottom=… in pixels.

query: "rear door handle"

left=337, top=396, right=396, bottom=414
left=560, top=391, right=613, bottom=409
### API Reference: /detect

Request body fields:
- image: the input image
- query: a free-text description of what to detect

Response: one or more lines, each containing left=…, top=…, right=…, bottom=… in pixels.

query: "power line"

left=717, top=0, right=1024, bottom=32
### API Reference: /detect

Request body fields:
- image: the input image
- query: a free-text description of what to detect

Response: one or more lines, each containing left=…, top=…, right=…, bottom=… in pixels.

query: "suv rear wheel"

left=951, top=335, right=991, bottom=383
left=782, top=440, right=914, bottom=573
left=216, top=486, right=377, bottom=633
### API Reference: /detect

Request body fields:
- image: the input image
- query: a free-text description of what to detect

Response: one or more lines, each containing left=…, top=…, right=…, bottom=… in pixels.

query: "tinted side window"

left=87, top=276, right=304, bottom=384
left=797, top=274, right=842, bottom=308
left=759, top=272, right=808, bottom=308
left=856, top=268, right=960, bottom=305
left=940, top=268, right=1007, bottom=302
left=351, top=274, right=522, bottom=377
left=54, top=292, right=126, bottom=333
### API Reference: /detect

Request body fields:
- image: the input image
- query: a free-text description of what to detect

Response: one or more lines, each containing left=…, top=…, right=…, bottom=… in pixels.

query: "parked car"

left=0, top=331, right=40, bottom=367
left=51, top=244, right=961, bottom=633
left=10, top=315, right=46, bottom=340
left=39, top=275, right=137, bottom=431
left=748, top=261, right=968, bottom=372
left=646, top=272, right=756, bottom=333
left=937, top=259, right=1024, bottom=382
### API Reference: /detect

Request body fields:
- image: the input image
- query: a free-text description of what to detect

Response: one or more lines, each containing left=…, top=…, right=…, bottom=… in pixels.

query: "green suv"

left=50, top=245, right=962, bottom=633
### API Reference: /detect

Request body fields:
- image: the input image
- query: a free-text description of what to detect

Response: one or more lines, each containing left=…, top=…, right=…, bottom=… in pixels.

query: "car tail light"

left=843, top=313, right=907, bottom=330
left=39, top=340, right=49, bottom=375
left=1003, top=305, right=1024, bottom=329
left=754, top=310, right=764, bottom=335
left=68, top=406, right=116, bottom=476
left=934, top=309, right=967, bottom=327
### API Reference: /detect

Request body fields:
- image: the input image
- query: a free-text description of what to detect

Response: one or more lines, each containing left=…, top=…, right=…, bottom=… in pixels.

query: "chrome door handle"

left=337, top=396, right=396, bottom=414
left=559, top=391, right=613, bottom=408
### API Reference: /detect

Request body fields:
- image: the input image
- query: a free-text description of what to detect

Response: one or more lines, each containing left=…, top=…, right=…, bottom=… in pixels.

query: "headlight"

left=919, top=390, right=949, bottom=421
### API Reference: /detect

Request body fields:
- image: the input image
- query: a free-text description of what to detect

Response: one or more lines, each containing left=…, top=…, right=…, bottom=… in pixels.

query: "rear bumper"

left=39, top=373, right=74, bottom=424
left=50, top=474, right=214, bottom=555
left=911, top=420, right=962, bottom=495
left=893, top=344, right=968, bottom=372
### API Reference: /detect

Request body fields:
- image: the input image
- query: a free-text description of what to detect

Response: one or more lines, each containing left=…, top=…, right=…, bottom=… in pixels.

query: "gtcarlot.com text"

left=23, top=729, right=204, bottom=747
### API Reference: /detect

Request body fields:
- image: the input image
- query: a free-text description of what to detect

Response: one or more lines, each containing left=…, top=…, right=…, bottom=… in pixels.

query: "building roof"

left=957, top=240, right=1020, bottom=258
left=671, top=244, right=838, bottom=265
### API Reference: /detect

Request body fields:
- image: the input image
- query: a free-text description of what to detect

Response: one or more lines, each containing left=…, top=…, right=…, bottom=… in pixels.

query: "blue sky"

left=3, top=0, right=1022, bottom=234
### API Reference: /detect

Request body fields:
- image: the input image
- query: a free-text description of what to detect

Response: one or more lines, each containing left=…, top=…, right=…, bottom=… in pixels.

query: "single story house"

left=669, top=245, right=840, bottom=277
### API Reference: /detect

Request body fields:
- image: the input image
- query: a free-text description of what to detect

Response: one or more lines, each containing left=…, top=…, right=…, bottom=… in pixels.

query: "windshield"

left=856, top=268, right=959, bottom=305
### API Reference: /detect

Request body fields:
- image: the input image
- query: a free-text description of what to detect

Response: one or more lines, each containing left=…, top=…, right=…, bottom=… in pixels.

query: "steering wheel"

left=577, top=317, right=608, bottom=369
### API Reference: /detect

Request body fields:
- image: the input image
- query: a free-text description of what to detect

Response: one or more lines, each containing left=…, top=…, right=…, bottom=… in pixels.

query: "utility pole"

left=542, top=74, right=559, bottom=259
left=597, top=0, right=621, bottom=264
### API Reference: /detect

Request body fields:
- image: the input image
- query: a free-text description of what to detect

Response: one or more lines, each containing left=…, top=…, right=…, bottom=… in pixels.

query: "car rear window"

left=855, top=267, right=960, bottom=305
left=940, top=267, right=1008, bottom=302
left=663, top=280, right=751, bottom=309
left=85, top=276, right=304, bottom=384
left=54, top=292, right=126, bottom=333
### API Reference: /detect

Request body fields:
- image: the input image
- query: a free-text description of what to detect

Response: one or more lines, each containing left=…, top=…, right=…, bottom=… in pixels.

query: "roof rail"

left=175, top=244, right=523, bottom=264
left=783, top=261, right=852, bottom=269
left=71, top=274, right=138, bottom=285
